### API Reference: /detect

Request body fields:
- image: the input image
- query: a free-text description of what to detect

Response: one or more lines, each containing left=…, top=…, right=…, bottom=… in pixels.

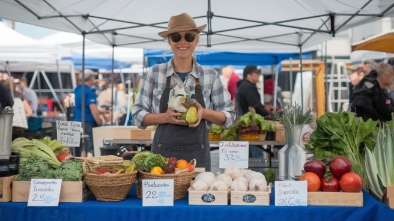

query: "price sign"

left=219, top=141, right=249, bottom=168
left=28, top=179, right=62, bottom=207
left=275, top=180, right=308, bottom=206
left=56, top=120, right=81, bottom=147
left=142, top=179, right=174, bottom=206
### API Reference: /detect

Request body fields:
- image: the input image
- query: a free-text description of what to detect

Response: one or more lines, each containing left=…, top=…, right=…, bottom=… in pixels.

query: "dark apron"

left=151, top=69, right=211, bottom=171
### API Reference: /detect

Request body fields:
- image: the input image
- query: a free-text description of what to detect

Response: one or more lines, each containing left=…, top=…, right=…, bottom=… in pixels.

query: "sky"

left=14, top=22, right=59, bottom=39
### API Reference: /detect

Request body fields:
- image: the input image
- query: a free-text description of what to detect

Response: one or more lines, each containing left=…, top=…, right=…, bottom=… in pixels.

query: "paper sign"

left=28, top=179, right=62, bottom=207
left=219, top=141, right=249, bottom=168
left=275, top=180, right=308, bottom=206
left=56, top=121, right=81, bottom=147
left=142, top=179, right=174, bottom=206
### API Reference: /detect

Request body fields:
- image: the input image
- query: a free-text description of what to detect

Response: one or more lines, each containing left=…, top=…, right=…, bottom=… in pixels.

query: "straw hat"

left=158, top=13, right=207, bottom=38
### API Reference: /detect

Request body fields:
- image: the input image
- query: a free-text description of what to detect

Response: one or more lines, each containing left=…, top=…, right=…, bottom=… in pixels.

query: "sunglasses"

left=169, top=33, right=196, bottom=43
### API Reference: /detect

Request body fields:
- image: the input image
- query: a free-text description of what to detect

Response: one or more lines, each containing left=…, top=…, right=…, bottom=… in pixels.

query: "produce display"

left=211, top=110, right=276, bottom=141
left=189, top=165, right=269, bottom=192
left=301, top=156, right=363, bottom=192
left=11, top=137, right=83, bottom=181
left=305, top=112, right=377, bottom=182
left=364, top=122, right=394, bottom=201
left=131, top=151, right=194, bottom=174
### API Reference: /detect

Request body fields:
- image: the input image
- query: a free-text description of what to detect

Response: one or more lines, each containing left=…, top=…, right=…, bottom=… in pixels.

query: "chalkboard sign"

left=56, top=121, right=81, bottom=147
left=219, top=141, right=249, bottom=168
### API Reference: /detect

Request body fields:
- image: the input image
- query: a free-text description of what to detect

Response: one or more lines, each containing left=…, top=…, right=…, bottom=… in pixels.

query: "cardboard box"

left=307, top=191, right=363, bottom=207
left=384, top=186, right=394, bottom=209
left=12, top=180, right=89, bottom=202
left=188, top=190, right=228, bottom=205
left=0, top=175, right=17, bottom=202
left=230, top=186, right=271, bottom=206
left=275, top=122, right=286, bottom=143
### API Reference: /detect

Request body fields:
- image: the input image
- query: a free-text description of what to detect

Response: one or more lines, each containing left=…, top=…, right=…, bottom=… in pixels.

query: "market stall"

left=0, top=187, right=392, bottom=221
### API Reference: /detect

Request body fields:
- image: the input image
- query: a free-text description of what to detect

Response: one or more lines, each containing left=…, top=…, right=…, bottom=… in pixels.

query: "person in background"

left=0, top=80, right=14, bottom=108
left=132, top=13, right=236, bottom=171
left=236, top=65, right=273, bottom=158
left=221, top=66, right=240, bottom=104
left=19, top=77, right=38, bottom=116
left=352, top=62, right=394, bottom=122
left=236, top=65, right=272, bottom=118
left=73, top=70, right=102, bottom=157
left=363, top=59, right=378, bottom=77
left=97, top=78, right=127, bottom=125
left=347, top=64, right=365, bottom=110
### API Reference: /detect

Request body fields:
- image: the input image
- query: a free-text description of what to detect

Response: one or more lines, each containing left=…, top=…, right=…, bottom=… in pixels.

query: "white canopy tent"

left=0, top=0, right=393, bottom=52
left=0, top=22, right=75, bottom=114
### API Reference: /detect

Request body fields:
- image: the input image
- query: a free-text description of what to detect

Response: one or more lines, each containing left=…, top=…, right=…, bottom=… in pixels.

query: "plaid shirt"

left=132, top=58, right=236, bottom=129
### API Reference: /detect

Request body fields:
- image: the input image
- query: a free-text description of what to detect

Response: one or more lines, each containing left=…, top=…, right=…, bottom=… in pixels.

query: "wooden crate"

left=188, top=190, right=228, bottom=205
left=12, top=180, right=89, bottom=202
left=307, top=191, right=363, bottom=207
left=384, top=186, right=394, bottom=209
left=275, top=122, right=286, bottom=142
left=230, top=186, right=271, bottom=206
left=0, top=175, right=17, bottom=202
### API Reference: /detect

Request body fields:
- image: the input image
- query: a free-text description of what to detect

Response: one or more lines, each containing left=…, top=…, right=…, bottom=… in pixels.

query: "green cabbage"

left=131, top=151, right=152, bottom=171
left=144, top=153, right=166, bottom=172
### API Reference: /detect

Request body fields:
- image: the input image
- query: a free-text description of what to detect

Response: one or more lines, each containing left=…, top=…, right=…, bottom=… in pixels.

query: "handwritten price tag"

left=28, top=179, right=62, bottom=207
left=142, top=179, right=174, bottom=206
left=219, top=141, right=249, bottom=168
left=56, top=121, right=81, bottom=147
left=275, top=180, right=307, bottom=206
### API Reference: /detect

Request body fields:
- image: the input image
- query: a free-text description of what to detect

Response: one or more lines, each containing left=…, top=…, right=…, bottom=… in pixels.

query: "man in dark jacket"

left=351, top=62, right=394, bottom=122
left=236, top=65, right=272, bottom=118
left=236, top=65, right=272, bottom=158
left=0, top=81, right=14, bottom=108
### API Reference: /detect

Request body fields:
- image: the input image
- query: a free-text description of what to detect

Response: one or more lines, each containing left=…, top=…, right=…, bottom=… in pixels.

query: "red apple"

left=340, top=172, right=363, bottom=192
left=304, top=159, right=326, bottom=178
left=320, top=176, right=340, bottom=192
left=329, top=156, right=352, bottom=179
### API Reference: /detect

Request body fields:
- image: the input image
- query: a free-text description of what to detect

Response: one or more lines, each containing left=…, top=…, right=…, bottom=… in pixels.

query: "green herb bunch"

left=275, top=104, right=313, bottom=128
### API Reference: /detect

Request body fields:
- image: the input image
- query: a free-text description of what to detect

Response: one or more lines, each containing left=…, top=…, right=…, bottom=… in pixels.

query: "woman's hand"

left=166, top=108, right=188, bottom=125
left=189, top=101, right=205, bottom=128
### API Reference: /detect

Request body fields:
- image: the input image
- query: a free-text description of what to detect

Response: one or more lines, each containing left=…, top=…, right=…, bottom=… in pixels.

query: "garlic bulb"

left=195, top=172, right=216, bottom=186
left=224, top=165, right=242, bottom=180
left=215, top=174, right=232, bottom=188
left=231, top=177, right=248, bottom=191
left=248, top=177, right=268, bottom=191
left=209, top=180, right=229, bottom=191
left=246, top=172, right=265, bottom=182
left=190, top=179, right=210, bottom=191
left=242, top=170, right=255, bottom=179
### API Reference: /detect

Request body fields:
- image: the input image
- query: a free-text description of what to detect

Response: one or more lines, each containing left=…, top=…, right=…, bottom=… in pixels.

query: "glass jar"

left=278, top=124, right=307, bottom=180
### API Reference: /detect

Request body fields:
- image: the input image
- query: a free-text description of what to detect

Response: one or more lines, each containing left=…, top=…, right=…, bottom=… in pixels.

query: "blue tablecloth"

left=1, top=187, right=393, bottom=221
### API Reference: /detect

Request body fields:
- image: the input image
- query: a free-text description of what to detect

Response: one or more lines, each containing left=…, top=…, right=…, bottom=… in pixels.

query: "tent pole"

left=56, top=59, right=65, bottom=116
left=111, top=45, right=115, bottom=126
left=273, top=64, right=279, bottom=112
left=5, top=61, right=14, bottom=98
left=206, top=0, right=212, bottom=47
left=289, top=57, right=293, bottom=105
left=299, top=45, right=304, bottom=110
left=324, top=41, right=329, bottom=112
left=81, top=32, right=86, bottom=156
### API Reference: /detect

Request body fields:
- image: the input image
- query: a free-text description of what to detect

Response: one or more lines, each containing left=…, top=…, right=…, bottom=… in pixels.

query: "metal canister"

left=0, top=107, right=14, bottom=160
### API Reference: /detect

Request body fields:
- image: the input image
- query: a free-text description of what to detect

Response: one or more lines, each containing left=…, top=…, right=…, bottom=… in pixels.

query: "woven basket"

left=137, top=170, right=193, bottom=200
left=83, top=156, right=137, bottom=202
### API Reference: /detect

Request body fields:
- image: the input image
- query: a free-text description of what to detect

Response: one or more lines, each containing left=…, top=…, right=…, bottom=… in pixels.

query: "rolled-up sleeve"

left=132, top=70, right=154, bottom=129
left=210, top=74, right=236, bottom=129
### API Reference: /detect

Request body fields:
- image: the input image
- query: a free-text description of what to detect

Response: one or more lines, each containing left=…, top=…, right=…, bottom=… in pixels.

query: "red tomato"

left=320, top=176, right=340, bottom=192
left=56, top=151, right=71, bottom=162
left=340, top=172, right=363, bottom=192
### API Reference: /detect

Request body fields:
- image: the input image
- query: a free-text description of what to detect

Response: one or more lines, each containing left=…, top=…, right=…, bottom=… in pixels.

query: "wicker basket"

left=83, top=156, right=137, bottom=202
left=137, top=170, right=193, bottom=200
